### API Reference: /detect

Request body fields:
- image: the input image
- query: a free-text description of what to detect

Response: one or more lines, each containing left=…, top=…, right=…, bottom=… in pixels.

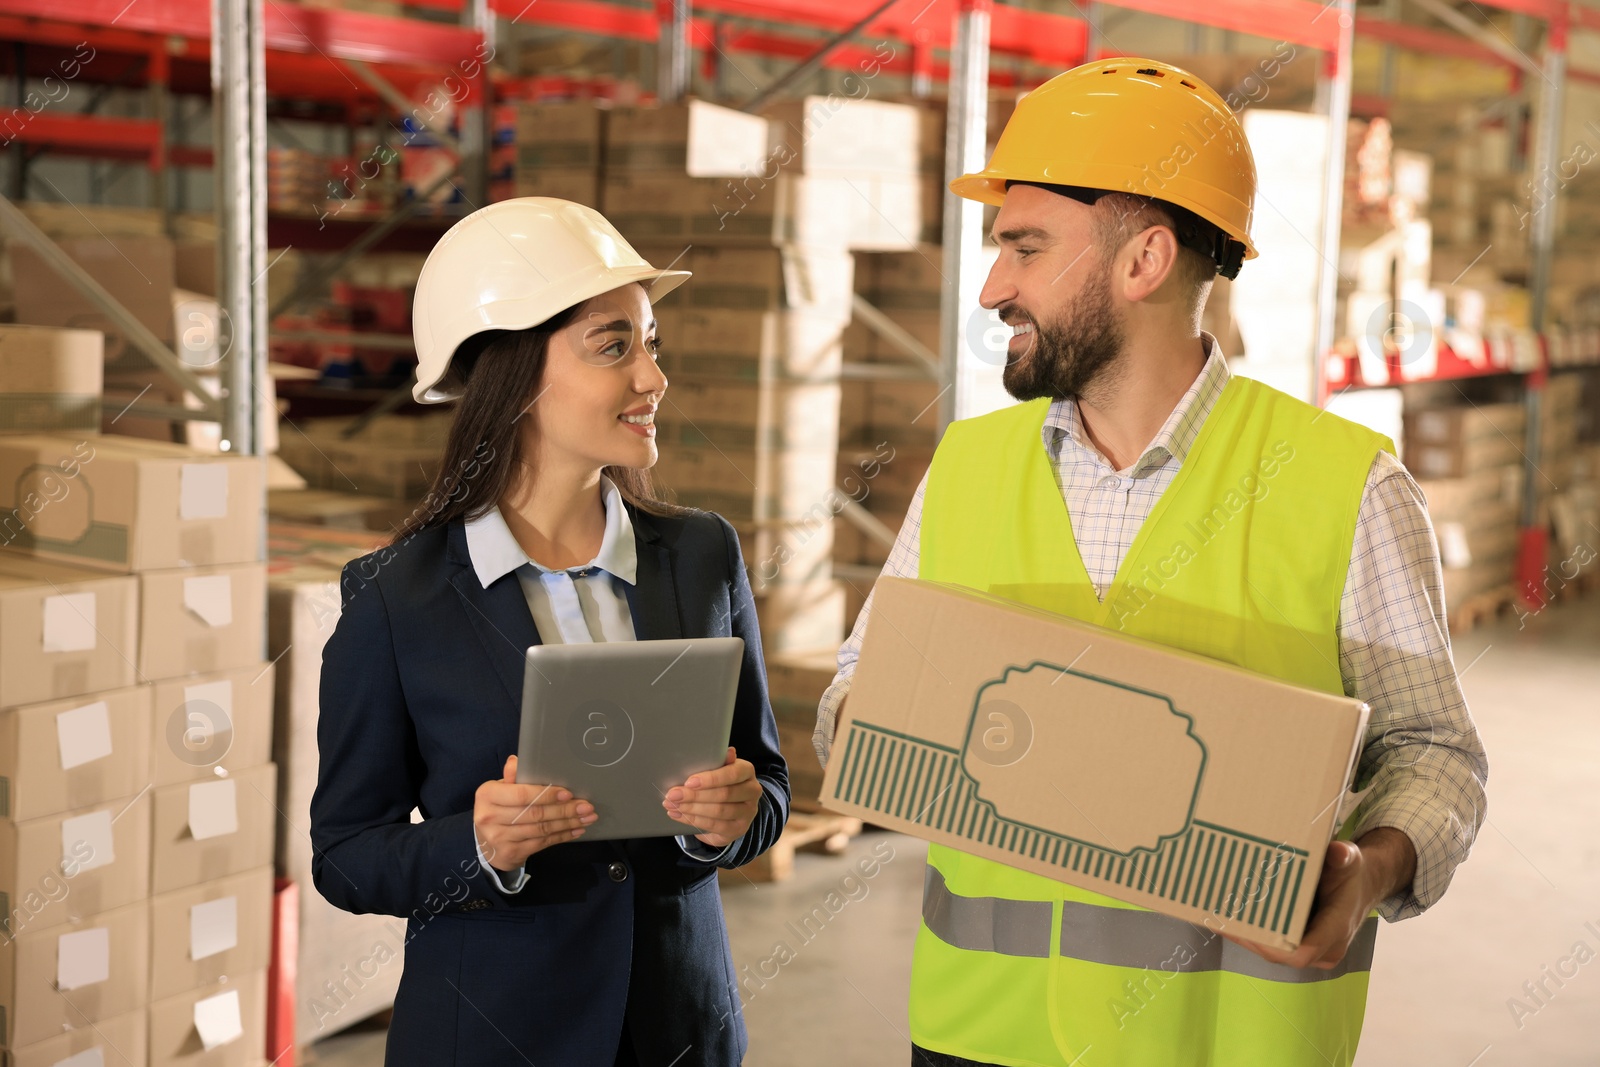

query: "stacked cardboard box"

left=833, top=248, right=947, bottom=625
left=0, top=432, right=273, bottom=1066
left=0, top=324, right=104, bottom=435
left=763, top=651, right=840, bottom=810
left=1406, top=402, right=1527, bottom=607
left=275, top=412, right=450, bottom=504
left=265, top=522, right=404, bottom=1047
left=641, top=242, right=855, bottom=653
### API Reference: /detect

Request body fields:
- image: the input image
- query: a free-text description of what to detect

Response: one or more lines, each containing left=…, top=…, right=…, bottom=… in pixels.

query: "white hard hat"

left=410, top=197, right=691, bottom=403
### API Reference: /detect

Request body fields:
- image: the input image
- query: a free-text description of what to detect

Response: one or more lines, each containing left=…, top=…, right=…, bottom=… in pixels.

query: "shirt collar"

left=1043, top=331, right=1230, bottom=475
left=462, top=475, right=638, bottom=589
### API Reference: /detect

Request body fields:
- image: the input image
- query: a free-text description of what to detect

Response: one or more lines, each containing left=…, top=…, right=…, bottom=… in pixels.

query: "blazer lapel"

left=624, top=506, right=683, bottom=642
left=445, top=520, right=542, bottom=708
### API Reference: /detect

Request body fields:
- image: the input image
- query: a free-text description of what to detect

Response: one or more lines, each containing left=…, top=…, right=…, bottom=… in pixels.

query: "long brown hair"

left=389, top=311, right=690, bottom=546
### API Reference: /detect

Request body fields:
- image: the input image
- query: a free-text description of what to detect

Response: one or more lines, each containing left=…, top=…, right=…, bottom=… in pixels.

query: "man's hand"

left=1223, top=827, right=1416, bottom=970
left=664, top=747, right=762, bottom=850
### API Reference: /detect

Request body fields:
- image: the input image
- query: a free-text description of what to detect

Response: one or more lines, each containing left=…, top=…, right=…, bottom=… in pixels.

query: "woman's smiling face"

left=526, top=282, right=669, bottom=475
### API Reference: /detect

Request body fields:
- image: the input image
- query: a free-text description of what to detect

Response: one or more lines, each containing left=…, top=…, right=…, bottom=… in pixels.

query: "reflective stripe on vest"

left=923, top=865, right=1377, bottom=983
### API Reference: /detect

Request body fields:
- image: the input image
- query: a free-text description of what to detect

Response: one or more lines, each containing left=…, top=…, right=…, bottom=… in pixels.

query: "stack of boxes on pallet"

left=836, top=248, right=946, bottom=626
left=265, top=521, right=405, bottom=1047
left=274, top=412, right=454, bottom=529
left=0, top=332, right=275, bottom=1065
left=514, top=94, right=926, bottom=803
left=1406, top=400, right=1527, bottom=609
left=1406, top=374, right=1599, bottom=614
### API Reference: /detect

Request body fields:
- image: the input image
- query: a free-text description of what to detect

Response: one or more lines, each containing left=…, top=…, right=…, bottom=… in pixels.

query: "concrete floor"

left=304, top=596, right=1600, bottom=1066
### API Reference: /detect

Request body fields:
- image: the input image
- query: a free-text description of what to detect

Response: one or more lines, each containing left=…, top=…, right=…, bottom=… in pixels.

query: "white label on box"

left=56, top=700, right=113, bottom=770
left=184, top=678, right=234, bottom=717
left=182, top=678, right=234, bottom=744
left=52, top=1048, right=105, bottom=1067
left=183, top=574, right=234, bottom=628
left=190, top=894, right=238, bottom=961
left=61, top=808, right=115, bottom=873
left=188, top=778, right=238, bottom=840
left=193, top=987, right=244, bottom=1050
left=1438, top=521, right=1473, bottom=569
left=56, top=926, right=110, bottom=990
left=180, top=462, right=230, bottom=520
left=42, top=592, right=97, bottom=653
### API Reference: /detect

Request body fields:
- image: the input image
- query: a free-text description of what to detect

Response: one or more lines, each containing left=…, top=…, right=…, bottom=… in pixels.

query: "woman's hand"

left=473, top=754, right=596, bottom=874
left=664, top=747, right=762, bottom=850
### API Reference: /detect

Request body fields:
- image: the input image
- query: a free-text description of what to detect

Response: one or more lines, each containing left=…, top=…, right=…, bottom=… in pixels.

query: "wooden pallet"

left=1449, top=583, right=1521, bottom=633
left=719, top=811, right=865, bottom=884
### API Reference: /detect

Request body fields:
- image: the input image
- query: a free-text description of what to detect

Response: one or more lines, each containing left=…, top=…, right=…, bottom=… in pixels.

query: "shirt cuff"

left=474, top=826, right=529, bottom=894
left=1352, top=795, right=1471, bottom=922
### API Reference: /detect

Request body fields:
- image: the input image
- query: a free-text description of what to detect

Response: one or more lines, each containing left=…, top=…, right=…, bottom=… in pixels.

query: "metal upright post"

left=1312, top=0, right=1354, bottom=404
left=937, top=0, right=989, bottom=433
left=658, top=0, right=691, bottom=103
left=214, top=0, right=267, bottom=458
left=1520, top=18, right=1567, bottom=607
left=458, top=0, right=492, bottom=207
left=1083, top=1, right=1102, bottom=61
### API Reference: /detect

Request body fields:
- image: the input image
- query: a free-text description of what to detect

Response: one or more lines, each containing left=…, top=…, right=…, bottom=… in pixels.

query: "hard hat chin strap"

left=1006, top=180, right=1247, bottom=281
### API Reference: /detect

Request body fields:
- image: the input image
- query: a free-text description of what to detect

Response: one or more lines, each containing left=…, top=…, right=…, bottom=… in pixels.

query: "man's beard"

left=1001, top=271, right=1125, bottom=402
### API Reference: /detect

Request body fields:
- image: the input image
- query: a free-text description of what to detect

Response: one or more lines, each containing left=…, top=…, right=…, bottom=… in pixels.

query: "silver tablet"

left=516, top=637, right=744, bottom=841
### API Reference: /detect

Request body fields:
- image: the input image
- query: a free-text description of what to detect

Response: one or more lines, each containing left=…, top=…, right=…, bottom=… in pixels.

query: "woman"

left=310, top=198, right=790, bottom=1067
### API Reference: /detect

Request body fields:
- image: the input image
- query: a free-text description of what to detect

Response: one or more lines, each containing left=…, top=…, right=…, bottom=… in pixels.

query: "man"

left=812, top=58, right=1487, bottom=1067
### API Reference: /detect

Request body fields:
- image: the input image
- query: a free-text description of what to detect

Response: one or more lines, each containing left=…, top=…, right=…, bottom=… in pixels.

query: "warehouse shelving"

left=2, top=0, right=1597, bottom=586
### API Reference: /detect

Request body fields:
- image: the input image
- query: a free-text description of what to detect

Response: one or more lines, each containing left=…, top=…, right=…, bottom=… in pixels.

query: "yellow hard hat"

left=952, top=58, right=1258, bottom=277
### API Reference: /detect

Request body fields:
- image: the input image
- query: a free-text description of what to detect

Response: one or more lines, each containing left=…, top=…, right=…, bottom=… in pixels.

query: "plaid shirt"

left=813, top=337, right=1488, bottom=921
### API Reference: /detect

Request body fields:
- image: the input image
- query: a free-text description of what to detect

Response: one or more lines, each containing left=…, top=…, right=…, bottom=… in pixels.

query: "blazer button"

left=607, top=861, right=628, bottom=883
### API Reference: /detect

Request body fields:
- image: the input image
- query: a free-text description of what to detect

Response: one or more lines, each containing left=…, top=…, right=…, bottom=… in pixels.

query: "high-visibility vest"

left=910, top=375, right=1392, bottom=1067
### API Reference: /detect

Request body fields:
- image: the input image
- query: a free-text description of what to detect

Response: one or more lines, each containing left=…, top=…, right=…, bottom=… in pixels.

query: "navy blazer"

left=310, top=503, right=790, bottom=1067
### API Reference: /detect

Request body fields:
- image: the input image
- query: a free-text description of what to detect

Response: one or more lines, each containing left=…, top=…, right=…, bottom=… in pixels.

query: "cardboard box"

left=149, top=763, right=276, bottom=896
left=275, top=437, right=439, bottom=501
left=0, top=435, right=262, bottom=573
left=0, top=556, right=138, bottom=708
left=606, top=101, right=771, bottom=176
left=0, top=684, right=151, bottom=822
left=0, top=899, right=150, bottom=1048
left=4, top=1005, right=146, bottom=1067
left=654, top=306, right=848, bottom=381
left=148, top=664, right=275, bottom=788
left=147, top=968, right=265, bottom=1067
left=775, top=172, right=921, bottom=251
left=511, top=165, right=600, bottom=207
left=137, top=562, right=267, bottom=681
left=651, top=445, right=837, bottom=524
left=604, top=171, right=782, bottom=246
left=635, top=243, right=854, bottom=316
left=868, top=381, right=943, bottom=444
left=0, top=791, right=152, bottom=935
left=765, top=649, right=837, bottom=730
left=752, top=577, right=846, bottom=653
left=265, top=488, right=416, bottom=533
left=0, top=325, right=104, bottom=435
left=148, top=866, right=273, bottom=1002
left=821, top=579, right=1370, bottom=949
left=513, top=101, right=604, bottom=169
left=1405, top=401, right=1526, bottom=449
left=764, top=97, right=921, bottom=178
left=264, top=527, right=406, bottom=1044
left=655, top=378, right=841, bottom=450
left=9, top=235, right=176, bottom=365
left=1406, top=438, right=1522, bottom=479
left=731, top=519, right=834, bottom=591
